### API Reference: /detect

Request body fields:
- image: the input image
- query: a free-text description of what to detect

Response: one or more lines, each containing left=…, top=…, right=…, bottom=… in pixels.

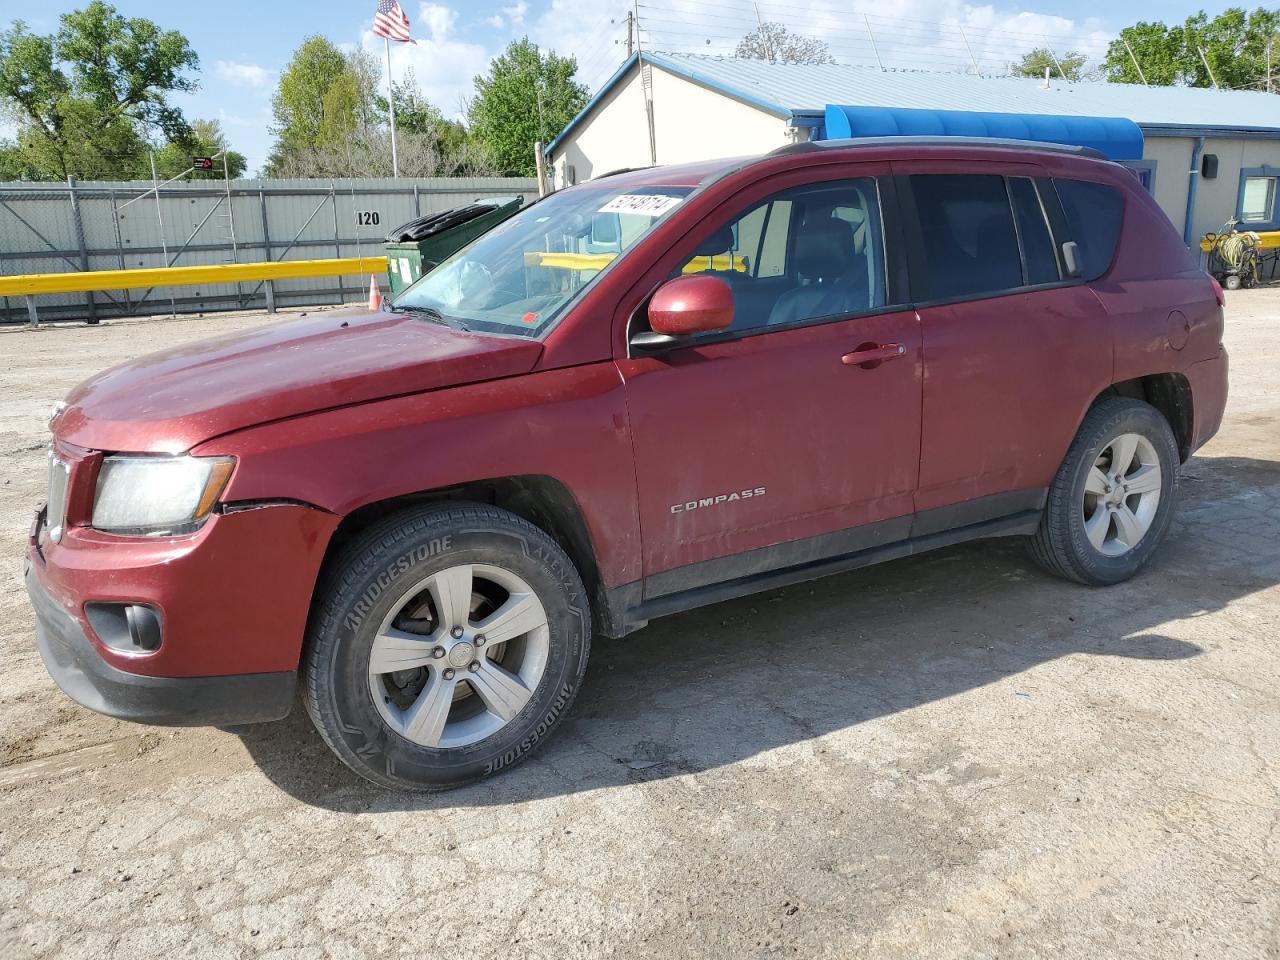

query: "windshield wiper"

left=392, top=304, right=469, bottom=331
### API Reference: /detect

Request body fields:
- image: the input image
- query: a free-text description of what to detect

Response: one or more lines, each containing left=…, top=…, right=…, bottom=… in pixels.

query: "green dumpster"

left=384, top=196, right=524, bottom=297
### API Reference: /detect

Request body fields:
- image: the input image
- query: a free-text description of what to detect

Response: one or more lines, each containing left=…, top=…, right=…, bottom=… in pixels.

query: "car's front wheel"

left=1029, top=396, right=1180, bottom=585
left=303, top=503, right=591, bottom=791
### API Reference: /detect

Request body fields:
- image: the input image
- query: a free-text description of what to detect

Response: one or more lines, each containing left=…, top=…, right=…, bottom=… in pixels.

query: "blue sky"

left=6, top=0, right=1251, bottom=174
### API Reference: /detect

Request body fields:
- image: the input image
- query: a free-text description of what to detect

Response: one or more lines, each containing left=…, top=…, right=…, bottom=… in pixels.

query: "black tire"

left=302, top=502, right=591, bottom=791
left=1028, top=396, right=1180, bottom=586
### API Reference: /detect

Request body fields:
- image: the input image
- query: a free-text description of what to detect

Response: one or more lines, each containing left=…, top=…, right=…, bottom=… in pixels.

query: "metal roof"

left=546, top=51, right=1280, bottom=155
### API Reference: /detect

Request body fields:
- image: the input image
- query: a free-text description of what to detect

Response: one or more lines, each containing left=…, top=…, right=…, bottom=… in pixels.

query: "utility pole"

left=1268, top=39, right=1273, bottom=94
left=626, top=11, right=634, bottom=57
left=1122, top=37, right=1149, bottom=86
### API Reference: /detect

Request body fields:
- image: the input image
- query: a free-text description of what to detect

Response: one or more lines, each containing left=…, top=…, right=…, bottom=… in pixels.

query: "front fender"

left=194, top=363, right=641, bottom=589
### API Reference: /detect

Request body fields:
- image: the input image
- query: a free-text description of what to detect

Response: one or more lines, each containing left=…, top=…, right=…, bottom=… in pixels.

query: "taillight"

left=1208, top=274, right=1226, bottom=307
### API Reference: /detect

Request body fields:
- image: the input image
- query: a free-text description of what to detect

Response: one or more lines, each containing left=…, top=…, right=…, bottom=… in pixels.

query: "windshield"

left=393, top=184, right=694, bottom=337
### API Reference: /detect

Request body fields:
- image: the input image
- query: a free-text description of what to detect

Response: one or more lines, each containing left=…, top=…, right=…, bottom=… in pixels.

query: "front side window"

left=395, top=184, right=693, bottom=337
left=909, top=174, right=1023, bottom=301
left=671, top=178, right=887, bottom=332
left=1241, top=175, right=1278, bottom=224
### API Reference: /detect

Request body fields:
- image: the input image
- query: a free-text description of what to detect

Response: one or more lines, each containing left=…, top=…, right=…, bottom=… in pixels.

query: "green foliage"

left=467, top=38, right=588, bottom=176
left=1014, top=47, right=1089, bottom=81
left=1104, top=7, right=1280, bottom=89
left=267, top=37, right=381, bottom=174
left=377, top=71, right=469, bottom=172
left=152, top=119, right=247, bottom=180
left=0, top=2, right=201, bottom=179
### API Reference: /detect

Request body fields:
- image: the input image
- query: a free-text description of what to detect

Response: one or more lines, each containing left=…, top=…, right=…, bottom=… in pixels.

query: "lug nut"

left=469, top=661, right=480, bottom=672
left=475, top=634, right=486, bottom=647
left=432, top=646, right=445, bottom=659
left=443, top=668, right=455, bottom=680
left=451, top=626, right=464, bottom=639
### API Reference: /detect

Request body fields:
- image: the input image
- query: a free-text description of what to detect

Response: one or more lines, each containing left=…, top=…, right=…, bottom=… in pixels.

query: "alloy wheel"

left=367, top=563, right=550, bottom=748
left=1081, top=432, right=1163, bottom=557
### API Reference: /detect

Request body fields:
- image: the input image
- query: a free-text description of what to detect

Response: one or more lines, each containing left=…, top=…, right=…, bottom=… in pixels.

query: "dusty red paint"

left=29, top=141, right=1229, bottom=679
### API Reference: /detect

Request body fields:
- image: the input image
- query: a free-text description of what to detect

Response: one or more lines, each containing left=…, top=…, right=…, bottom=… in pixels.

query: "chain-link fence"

left=0, top=175, right=536, bottom=325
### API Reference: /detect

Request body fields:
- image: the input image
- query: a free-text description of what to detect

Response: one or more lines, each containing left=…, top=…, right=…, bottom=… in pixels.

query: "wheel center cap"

left=447, top=641, right=475, bottom=668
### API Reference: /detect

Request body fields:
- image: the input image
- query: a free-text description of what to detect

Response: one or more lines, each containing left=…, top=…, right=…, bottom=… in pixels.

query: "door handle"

left=841, top=343, right=906, bottom=367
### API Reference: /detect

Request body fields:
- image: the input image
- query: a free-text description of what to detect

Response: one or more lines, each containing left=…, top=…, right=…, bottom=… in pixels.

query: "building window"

left=1242, top=177, right=1277, bottom=223
left=1119, top=159, right=1157, bottom=194
left=1238, top=167, right=1280, bottom=229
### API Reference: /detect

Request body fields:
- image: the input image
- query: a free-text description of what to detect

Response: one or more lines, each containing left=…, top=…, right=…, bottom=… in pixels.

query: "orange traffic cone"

left=367, top=275, right=383, bottom=311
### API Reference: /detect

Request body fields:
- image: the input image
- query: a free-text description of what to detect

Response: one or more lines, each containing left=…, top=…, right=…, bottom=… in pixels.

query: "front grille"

left=46, top=450, right=70, bottom=544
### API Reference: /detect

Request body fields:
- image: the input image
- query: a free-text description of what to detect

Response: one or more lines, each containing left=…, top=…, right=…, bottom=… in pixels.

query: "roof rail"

left=590, top=166, right=656, bottom=180
left=768, top=136, right=1110, bottom=161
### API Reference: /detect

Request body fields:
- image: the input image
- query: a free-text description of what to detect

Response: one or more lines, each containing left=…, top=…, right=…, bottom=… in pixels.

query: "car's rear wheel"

left=1029, top=396, right=1180, bottom=585
left=303, top=503, right=590, bottom=791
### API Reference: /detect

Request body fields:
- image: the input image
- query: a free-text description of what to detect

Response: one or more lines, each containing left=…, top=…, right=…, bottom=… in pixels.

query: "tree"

left=152, top=118, right=247, bottom=179
left=1103, top=8, right=1280, bottom=89
left=377, top=71, right=470, bottom=171
left=735, top=22, right=835, bottom=65
left=1014, top=47, right=1088, bottom=81
left=0, top=2, right=199, bottom=179
left=468, top=38, right=588, bottom=176
left=266, top=37, right=380, bottom=175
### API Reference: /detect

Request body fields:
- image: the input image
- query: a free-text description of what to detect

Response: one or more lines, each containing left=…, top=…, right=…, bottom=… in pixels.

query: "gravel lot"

left=1, top=295, right=1278, bottom=959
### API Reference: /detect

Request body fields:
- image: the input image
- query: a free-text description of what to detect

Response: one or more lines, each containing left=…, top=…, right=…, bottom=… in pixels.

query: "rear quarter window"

left=1053, top=179, right=1124, bottom=281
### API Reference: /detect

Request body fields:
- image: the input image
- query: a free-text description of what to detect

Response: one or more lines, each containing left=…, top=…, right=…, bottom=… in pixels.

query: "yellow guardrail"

left=522, top=251, right=748, bottom=274
left=0, top=256, right=389, bottom=298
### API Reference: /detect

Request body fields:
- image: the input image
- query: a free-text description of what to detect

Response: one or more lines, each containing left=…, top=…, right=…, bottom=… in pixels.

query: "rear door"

left=617, top=167, right=923, bottom=596
left=893, top=163, right=1114, bottom=524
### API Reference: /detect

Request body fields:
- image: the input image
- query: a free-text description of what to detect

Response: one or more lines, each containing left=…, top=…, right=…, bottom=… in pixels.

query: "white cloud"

left=215, top=60, right=276, bottom=89
left=418, top=3, right=458, bottom=41
left=364, top=10, right=489, bottom=118
left=503, top=1, right=528, bottom=26
left=529, top=0, right=1115, bottom=94
left=485, top=14, right=505, bottom=29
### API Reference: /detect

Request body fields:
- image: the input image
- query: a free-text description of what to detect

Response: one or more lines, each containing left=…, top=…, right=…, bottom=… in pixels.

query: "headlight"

left=92, top=455, right=235, bottom=536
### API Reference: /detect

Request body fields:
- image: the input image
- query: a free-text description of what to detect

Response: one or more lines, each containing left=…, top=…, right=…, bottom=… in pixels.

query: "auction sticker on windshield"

left=598, top=194, right=684, bottom=217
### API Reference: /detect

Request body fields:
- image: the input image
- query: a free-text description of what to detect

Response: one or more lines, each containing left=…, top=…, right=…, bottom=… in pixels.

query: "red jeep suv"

left=25, top=138, right=1228, bottom=790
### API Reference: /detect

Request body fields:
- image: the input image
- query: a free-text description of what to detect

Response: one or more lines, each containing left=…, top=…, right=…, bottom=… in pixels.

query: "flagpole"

left=384, top=36, right=399, bottom=178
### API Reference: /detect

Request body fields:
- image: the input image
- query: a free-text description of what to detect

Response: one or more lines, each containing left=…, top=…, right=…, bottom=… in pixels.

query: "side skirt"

left=605, top=506, right=1043, bottom=637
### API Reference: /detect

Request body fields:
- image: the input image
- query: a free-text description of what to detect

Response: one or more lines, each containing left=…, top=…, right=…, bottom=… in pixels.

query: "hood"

left=56, top=309, right=544, bottom=452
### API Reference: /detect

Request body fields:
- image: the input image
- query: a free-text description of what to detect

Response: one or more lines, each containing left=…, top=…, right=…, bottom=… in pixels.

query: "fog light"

left=85, top=603, right=163, bottom=654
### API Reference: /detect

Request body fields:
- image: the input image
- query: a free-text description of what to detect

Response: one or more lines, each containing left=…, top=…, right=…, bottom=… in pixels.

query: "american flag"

left=372, top=1, right=412, bottom=42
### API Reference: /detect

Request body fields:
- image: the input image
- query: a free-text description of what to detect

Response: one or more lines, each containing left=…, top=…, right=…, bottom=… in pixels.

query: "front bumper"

left=26, top=562, right=295, bottom=726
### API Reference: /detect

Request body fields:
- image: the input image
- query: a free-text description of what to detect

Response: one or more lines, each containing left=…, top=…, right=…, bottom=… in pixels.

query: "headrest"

left=695, top=226, right=734, bottom=257
left=795, top=219, right=857, bottom=280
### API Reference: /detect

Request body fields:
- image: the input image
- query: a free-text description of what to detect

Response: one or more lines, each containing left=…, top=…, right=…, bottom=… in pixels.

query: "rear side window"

left=909, top=174, right=1022, bottom=300
left=1053, top=179, right=1124, bottom=280
left=1009, top=178, right=1060, bottom=285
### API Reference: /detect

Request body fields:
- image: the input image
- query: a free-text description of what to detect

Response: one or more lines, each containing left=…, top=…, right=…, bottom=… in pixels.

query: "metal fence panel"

left=0, top=176, right=536, bottom=324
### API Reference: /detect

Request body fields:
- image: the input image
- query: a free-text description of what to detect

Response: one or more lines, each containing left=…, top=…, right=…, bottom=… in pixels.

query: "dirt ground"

left=1, top=295, right=1278, bottom=960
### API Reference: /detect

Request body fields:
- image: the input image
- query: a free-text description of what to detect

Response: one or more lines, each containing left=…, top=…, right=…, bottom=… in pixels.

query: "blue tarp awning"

left=821, top=105, right=1145, bottom=161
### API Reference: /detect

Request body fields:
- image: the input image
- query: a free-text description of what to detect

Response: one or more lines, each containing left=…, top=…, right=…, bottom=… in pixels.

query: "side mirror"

left=1061, top=240, right=1083, bottom=279
left=632, top=275, right=734, bottom=352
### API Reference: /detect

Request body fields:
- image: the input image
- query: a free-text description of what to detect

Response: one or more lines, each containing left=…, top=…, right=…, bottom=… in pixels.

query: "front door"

left=617, top=173, right=924, bottom=597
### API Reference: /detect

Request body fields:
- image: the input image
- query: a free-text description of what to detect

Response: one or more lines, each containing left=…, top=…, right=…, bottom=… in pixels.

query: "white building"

left=546, top=52, right=1280, bottom=245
